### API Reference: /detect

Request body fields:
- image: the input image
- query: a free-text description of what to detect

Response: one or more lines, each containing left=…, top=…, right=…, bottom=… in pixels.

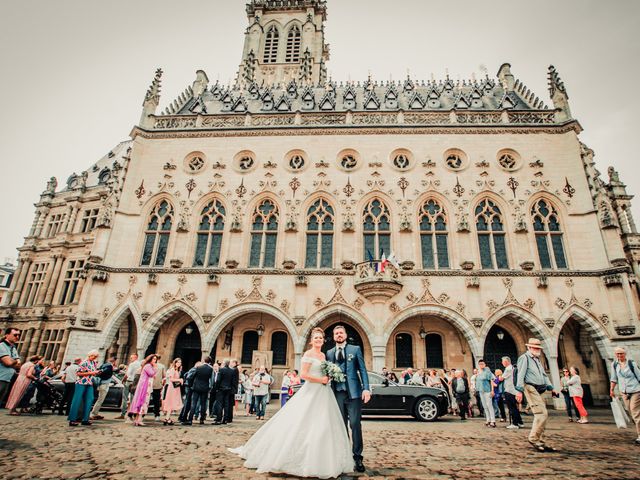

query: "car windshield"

left=369, top=372, right=395, bottom=385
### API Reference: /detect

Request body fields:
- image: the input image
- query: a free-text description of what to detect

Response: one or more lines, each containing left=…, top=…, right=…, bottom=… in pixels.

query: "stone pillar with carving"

left=27, top=324, right=44, bottom=357
left=28, top=211, right=41, bottom=237
left=44, top=256, right=65, bottom=305
left=547, top=355, right=564, bottom=410
left=1, top=259, right=25, bottom=306
left=10, top=259, right=32, bottom=307
left=57, top=329, right=70, bottom=364
left=371, top=344, right=386, bottom=373
left=66, top=204, right=80, bottom=233
left=34, top=206, right=50, bottom=238
left=20, top=328, right=34, bottom=358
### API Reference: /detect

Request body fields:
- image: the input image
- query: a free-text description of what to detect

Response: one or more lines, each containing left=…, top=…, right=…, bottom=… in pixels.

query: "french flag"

left=377, top=252, right=389, bottom=273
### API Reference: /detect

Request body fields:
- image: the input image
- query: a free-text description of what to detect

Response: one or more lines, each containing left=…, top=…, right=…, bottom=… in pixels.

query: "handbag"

left=527, top=383, right=548, bottom=394
left=611, top=398, right=628, bottom=429
left=235, top=393, right=244, bottom=401
left=172, top=381, right=181, bottom=388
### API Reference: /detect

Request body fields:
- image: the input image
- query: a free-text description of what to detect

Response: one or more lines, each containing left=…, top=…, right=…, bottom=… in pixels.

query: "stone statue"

left=608, top=166, right=620, bottom=183
left=45, top=177, right=57, bottom=194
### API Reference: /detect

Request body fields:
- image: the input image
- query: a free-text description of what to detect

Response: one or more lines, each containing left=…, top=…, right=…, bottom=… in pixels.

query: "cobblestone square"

left=0, top=407, right=638, bottom=480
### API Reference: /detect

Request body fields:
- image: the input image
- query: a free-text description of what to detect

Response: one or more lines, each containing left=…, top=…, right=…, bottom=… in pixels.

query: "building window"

left=45, top=213, right=65, bottom=237
left=22, top=262, right=48, bottom=306
left=475, top=199, right=509, bottom=269
left=363, top=199, right=391, bottom=260
left=59, top=259, right=85, bottom=305
left=271, top=331, right=288, bottom=366
left=249, top=199, right=279, bottom=268
left=532, top=199, right=568, bottom=269
left=285, top=25, right=301, bottom=63
left=425, top=333, right=444, bottom=369
left=419, top=199, right=449, bottom=269
left=141, top=200, right=174, bottom=267
left=395, top=333, right=414, bottom=368
left=193, top=200, right=225, bottom=267
left=39, top=329, right=64, bottom=361
left=80, top=208, right=100, bottom=233
left=263, top=25, right=279, bottom=64
left=241, top=330, right=259, bottom=365
left=305, top=199, right=334, bottom=268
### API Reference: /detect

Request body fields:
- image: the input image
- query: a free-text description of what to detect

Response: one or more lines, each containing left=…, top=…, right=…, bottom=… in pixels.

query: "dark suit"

left=188, top=363, right=213, bottom=423
left=214, top=366, right=235, bottom=423
left=226, top=367, right=239, bottom=423
left=208, top=369, right=219, bottom=417
left=326, top=344, right=370, bottom=462
left=452, top=377, right=470, bottom=420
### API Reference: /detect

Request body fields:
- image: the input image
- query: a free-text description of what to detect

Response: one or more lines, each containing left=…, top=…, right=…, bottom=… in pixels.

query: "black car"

left=290, top=371, right=449, bottom=421
left=48, top=374, right=125, bottom=411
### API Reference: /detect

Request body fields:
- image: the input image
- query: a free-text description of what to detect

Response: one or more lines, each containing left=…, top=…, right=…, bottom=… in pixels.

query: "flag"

left=378, top=252, right=389, bottom=273
left=388, top=252, right=400, bottom=269
left=367, top=249, right=375, bottom=268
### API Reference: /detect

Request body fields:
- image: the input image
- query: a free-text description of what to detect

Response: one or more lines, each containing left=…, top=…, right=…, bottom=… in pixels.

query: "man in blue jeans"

left=68, top=350, right=100, bottom=426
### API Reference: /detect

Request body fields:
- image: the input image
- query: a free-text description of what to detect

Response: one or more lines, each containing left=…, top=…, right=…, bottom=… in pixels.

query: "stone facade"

left=2, top=0, right=640, bottom=403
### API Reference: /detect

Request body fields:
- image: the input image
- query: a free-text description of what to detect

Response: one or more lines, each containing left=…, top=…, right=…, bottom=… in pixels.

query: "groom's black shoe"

left=354, top=459, right=366, bottom=473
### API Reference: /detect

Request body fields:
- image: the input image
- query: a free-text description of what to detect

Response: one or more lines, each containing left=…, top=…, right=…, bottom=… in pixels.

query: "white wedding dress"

left=229, top=356, right=354, bottom=478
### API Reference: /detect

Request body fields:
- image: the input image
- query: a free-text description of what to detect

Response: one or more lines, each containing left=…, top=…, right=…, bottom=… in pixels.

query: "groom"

left=326, top=325, right=371, bottom=473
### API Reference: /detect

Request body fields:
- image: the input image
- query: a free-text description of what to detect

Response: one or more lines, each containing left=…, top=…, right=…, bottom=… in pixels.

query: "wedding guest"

left=252, top=365, right=271, bottom=420
left=179, top=361, right=200, bottom=423
left=388, top=372, right=399, bottom=383
left=426, top=370, right=443, bottom=388
left=381, top=367, right=389, bottom=378
left=90, top=356, right=117, bottom=420
left=516, top=338, right=558, bottom=452
left=242, top=369, right=253, bottom=415
left=213, top=359, right=235, bottom=424
left=68, top=351, right=100, bottom=426
left=493, top=369, right=507, bottom=422
left=402, top=368, right=413, bottom=384
left=281, top=370, right=291, bottom=407
left=18, top=357, right=45, bottom=411
left=412, top=369, right=425, bottom=385
left=128, top=354, right=158, bottom=426
left=229, top=359, right=240, bottom=422
left=610, top=347, right=640, bottom=445
left=40, top=360, right=57, bottom=380
left=162, top=358, right=183, bottom=425
left=59, top=358, right=81, bottom=416
left=476, top=359, right=496, bottom=428
left=470, top=368, right=484, bottom=417
left=501, top=356, right=523, bottom=429
left=116, top=353, right=141, bottom=419
left=6, top=355, right=39, bottom=415
left=560, top=368, right=577, bottom=422
left=451, top=370, right=470, bottom=420
left=151, top=355, right=166, bottom=422
left=568, top=367, right=588, bottom=424
left=0, top=328, right=21, bottom=408
left=187, top=357, right=213, bottom=425
left=208, top=362, right=220, bottom=419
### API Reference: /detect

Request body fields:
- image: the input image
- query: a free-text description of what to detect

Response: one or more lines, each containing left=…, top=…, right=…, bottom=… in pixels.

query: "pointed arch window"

left=271, top=331, right=288, bottom=366
left=419, top=199, right=449, bottom=269
left=425, top=333, right=444, bottom=369
left=305, top=199, right=334, bottom=268
left=263, top=26, right=280, bottom=64
left=285, top=25, right=301, bottom=63
left=532, top=199, right=568, bottom=269
left=241, top=331, right=259, bottom=365
left=475, top=199, right=509, bottom=270
left=363, top=199, right=391, bottom=260
left=193, top=200, right=225, bottom=267
left=141, top=200, right=173, bottom=267
left=395, top=333, right=414, bottom=368
left=249, top=199, right=279, bottom=268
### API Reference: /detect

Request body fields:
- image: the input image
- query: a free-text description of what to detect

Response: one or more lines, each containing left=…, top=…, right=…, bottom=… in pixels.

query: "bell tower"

left=239, top=0, right=329, bottom=86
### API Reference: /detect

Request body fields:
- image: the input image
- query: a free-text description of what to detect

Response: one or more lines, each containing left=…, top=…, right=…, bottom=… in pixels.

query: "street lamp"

left=419, top=320, right=427, bottom=340
left=185, top=325, right=194, bottom=335
left=257, top=313, right=265, bottom=337
left=496, top=330, right=504, bottom=341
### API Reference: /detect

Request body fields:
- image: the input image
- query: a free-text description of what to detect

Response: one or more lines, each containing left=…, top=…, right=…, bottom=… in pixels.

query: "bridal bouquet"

left=321, top=361, right=346, bottom=384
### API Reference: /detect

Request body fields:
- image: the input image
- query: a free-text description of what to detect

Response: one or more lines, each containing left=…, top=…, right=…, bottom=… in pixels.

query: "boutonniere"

left=347, top=353, right=354, bottom=362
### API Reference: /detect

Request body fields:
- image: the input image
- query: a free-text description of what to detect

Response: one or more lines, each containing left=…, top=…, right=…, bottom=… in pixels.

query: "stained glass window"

left=475, top=199, right=509, bottom=270
left=306, top=199, right=334, bottom=268
left=140, top=200, right=174, bottom=267
left=362, top=199, right=391, bottom=260
left=193, top=200, right=225, bottom=267
left=419, top=199, right=449, bottom=269
left=532, top=199, right=568, bottom=269
left=249, top=199, right=279, bottom=268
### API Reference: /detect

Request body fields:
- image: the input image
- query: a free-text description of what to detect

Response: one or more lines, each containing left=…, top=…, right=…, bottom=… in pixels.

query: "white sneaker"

left=506, top=424, right=520, bottom=429
left=154, top=416, right=160, bottom=421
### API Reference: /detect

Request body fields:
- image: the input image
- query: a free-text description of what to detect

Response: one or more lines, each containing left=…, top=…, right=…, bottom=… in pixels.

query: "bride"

left=229, top=328, right=354, bottom=478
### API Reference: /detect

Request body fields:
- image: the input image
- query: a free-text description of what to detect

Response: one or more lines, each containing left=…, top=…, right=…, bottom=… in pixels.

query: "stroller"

left=30, top=379, right=64, bottom=415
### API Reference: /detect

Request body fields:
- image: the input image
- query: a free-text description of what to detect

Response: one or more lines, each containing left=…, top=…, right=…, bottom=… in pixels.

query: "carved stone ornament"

left=400, top=260, right=415, bottom=271
left=615, top=326, right=636, bottom=336
left=295, top=275, right=308, bottom=286
left=544, top=318, right=556, bottom=328
left=282, top=259, right=297, bottom=270
left=203, top=314, right=214, bottom=324
left=207, top=274, right=220, bottom=285
left=92, top=271, right=109, bottom=282
left=389, top=302, right=401, bottom=313
left=555, top=298, right=567, bottom=309
left=225, top=259, right=239, bottom=269
left=603, top=274, right=623, bottom=287
left=520, top=261, right=535, bottom=271
left=523, top=298, right=536, bottom=311
left=141, top=312, right=150, bottom=322
left=599, top=314, right=609, bottom=326
left=294, top=316, right=305, bottom=327
left=81, top=317, right=98, bottom=328
left=536, top=275, right=548, bottom=288
left=460, top=261, right=474, bottom=271
left=352, top=297, right=365, bottom=310
left=148, top=273, right=158, bottom=284
left=466, top=276, right=480, bottom=288
left=341, top=260, right=355, bottom=270
left=170, top=259, right=183, bottom=269
left=471, top=318, right=484, bottom=328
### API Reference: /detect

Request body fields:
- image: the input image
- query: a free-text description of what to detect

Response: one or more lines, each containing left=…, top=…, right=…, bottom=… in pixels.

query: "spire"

left=140, top=68, right=163, bottom=128
left=548, top=65, right=571, bottom=120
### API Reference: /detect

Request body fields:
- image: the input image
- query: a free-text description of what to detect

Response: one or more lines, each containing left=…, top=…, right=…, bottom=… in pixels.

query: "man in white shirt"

left=501, top=356, right=523, bottom=429
left=116, top=353, right=141, bottom=419
left=60, top=358, right=81, bottom=416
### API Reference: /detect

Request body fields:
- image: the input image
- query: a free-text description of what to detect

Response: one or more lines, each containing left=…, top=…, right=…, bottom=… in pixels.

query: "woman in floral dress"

left=128, top=354, right=157, bottom=426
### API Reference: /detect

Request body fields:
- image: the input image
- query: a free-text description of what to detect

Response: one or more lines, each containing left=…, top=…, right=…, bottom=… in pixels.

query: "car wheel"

left=414, top=397, right=439, bottom=422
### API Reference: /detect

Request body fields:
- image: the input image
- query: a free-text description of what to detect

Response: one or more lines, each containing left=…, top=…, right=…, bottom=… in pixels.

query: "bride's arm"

left=300, top=359, right=329, bottom=384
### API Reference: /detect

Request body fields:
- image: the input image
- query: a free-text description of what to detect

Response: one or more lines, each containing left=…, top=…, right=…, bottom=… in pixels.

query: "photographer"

left=252, top=365, right=273, bottom=420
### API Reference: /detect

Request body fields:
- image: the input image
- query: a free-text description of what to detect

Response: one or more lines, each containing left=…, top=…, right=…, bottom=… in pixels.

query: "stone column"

left=66, top=205, right=80, bottom=233
left=371, top=344, right=387, bottom=373
left=1, top=259, right=25, bottom=306
left=294, top=351, right=302, bottom=371
left=28, top=211, right=41, bottom=237
left=43, top=256, right=65, bottom=305
left=28, top=326, right=44, bottom=357
left=10, top=259, right=32, bottom=307
left=548, top=355, right=564, bottom=410
left=57, top=329, right=70, bottom=364
left=20, top=328, right=34, bottom=358
left=34, top=207, right=49, bottom=237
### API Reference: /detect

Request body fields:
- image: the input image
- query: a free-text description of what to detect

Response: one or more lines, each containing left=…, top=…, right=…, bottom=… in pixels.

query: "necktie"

left=337, top=347, right=344, bottom=363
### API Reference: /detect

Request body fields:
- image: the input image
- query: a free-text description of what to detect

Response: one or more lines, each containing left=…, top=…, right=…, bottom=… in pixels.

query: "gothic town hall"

left=2, top=0, right=639, bottom=406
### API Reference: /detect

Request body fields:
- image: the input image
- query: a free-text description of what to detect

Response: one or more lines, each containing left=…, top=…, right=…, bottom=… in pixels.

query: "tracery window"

left=271, top=331, right=288, bottom=366
left=363, top=199, right=391, bottom=260
left=141, top=200, right=174, bottom=267
left=193, top=200, right=225, bottom=268
left=419, top=200, right=449, bottom=269
left=285, top=25, right=301, bottom=63
left=263, top=26, right=280, bottom=64
left=305, top=199, right=334, bottom=268
left=475, top=199, right=509, bottom=269
left=249, top=199, right=279, bottom=268
left=395, top=333, right=414, bottom=369
left=532, top=199, right=568, bottom=269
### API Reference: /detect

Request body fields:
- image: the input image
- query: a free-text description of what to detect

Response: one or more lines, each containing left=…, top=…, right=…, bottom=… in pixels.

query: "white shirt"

left=64, top=363, right=80, bottom=383
left=125, top=360, right=141, bottom=381
left=502, top=364, right=517, bottom=395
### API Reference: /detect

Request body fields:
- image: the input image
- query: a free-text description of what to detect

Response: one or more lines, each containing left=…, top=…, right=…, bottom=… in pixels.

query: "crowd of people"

left=1, top=326, right=639, bottom=448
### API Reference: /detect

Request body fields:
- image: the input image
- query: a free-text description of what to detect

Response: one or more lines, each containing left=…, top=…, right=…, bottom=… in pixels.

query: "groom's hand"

left=362, top=390, right=371, bottom=404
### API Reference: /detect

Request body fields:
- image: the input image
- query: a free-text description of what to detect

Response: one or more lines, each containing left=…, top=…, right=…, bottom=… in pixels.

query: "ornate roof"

left=246, top=0, right=327, bottom=15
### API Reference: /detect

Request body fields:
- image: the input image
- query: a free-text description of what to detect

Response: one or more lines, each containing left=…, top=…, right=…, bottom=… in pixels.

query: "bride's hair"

left=310, top=327, right=325, bottom=341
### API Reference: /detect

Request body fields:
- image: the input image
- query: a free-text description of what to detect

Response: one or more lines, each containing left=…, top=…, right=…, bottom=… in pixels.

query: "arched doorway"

left=105, top=312, right=137, bottom=365
left=174, top=322, right=202, bottom=371
left=483, top=325, right=518, bottom=372
left=321, top=323, right=365, bottom=353
left=305, top=313, right=373, bottom=367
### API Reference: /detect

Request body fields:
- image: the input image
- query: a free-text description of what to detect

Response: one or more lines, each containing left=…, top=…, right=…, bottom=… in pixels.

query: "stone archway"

left=139, top=301, right=207, bottom=356
left=99, top=302, right=143, bottom=364
left=483, top=325, right=518, bottom=372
